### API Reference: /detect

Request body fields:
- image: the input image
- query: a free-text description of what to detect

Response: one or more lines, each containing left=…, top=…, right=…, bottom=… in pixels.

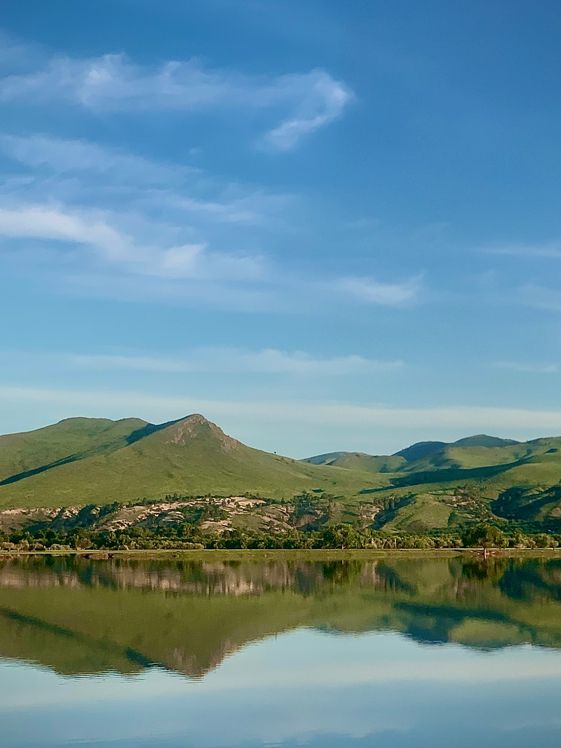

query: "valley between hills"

left=1, top=413, right=561, bottom=538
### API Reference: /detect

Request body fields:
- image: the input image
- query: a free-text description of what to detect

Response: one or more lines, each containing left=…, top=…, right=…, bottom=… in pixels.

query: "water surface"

left=1, top=555, right=561, bottom=746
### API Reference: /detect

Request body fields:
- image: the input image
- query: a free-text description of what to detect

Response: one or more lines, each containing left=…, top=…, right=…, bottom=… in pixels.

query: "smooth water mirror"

left=2, top=556, right=561, bottom=747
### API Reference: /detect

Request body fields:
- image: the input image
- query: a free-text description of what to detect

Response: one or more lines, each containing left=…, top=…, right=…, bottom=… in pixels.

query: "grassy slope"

left=400, top=443, right=532, bottom=473
left=0, top=416, right=385, bottom=507
left=382, top=494, right=453, bottom=532
left=382, top=440, right=561, bottom=492
left=0, top=417, right=148, bottom=482
left=303, top=452, right=406, bottom=473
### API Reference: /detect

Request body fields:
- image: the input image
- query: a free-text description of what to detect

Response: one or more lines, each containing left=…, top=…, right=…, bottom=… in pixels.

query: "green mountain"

left=303, top=451, right=406, bottom=473
left=1, top=416, right=561, bottom=531
left=304, top=435, right=522, bottom=474
left=394, top=440, right=448, bottom=462
left=397, top=435, right=527, bottom=474
left=0, top=415, right=379, bottom=508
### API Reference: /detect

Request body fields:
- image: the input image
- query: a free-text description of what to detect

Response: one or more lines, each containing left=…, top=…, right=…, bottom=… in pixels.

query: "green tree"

left=462, top=524, right=507, bottom=548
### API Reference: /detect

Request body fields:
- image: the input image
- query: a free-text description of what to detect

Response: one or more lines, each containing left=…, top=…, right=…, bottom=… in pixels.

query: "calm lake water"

left=1, top=555, right=561, bottom=747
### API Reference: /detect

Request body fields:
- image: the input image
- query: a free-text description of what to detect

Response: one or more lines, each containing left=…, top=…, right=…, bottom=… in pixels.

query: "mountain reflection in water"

left=0, top=555, right=561, bottom=678
left=4, top=556, right=561, bottom=748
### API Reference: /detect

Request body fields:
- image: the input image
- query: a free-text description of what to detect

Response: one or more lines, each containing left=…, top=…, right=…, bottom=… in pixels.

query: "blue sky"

left=2, top=0, right=561, bottom=455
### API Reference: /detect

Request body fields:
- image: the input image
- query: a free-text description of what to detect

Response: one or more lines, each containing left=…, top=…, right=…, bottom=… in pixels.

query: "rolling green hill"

left=304, top=434, right=527, bottom=476
left=305, top=433, right=561, bottom=530
left=0, top=417, right=150, bottom=483
left=303, top=451, right=406, bottom=473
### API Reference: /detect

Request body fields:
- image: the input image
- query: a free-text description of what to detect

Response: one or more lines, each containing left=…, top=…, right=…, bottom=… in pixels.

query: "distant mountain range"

left=304, top=434, right=522, bottom=469
left=1, top=414, right=561, bottom=531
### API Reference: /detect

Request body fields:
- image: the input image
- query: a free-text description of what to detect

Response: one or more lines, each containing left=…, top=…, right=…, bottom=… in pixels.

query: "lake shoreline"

left=1, top=547, right=560, bottom=561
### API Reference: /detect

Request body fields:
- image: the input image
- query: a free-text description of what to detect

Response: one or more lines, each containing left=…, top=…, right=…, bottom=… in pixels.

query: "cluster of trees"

left=461, top=523, right=559, bottom=549
left=0, top=522, right=560, bottom=552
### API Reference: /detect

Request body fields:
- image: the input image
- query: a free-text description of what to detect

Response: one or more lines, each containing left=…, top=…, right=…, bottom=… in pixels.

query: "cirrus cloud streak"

left=0, top=53, right=353, bottom=151
left=66, top=348, right=404, bottom=376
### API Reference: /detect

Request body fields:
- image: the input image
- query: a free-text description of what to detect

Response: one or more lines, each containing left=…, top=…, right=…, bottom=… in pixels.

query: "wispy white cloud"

left=0, top=204, right=133, bottom=262
left=0, top=133, right=293, bottom=226
left=63, top=271, right=277, bottom=312
left=0, top=133, right=187, bottom=184
left=262, top=70, right=352, bottom=151
left=65, top=348, right=404, bottom=376
left=168, top=191, right=291, bottom=226
left=0, top=198, right=421, bottom=310
left=155, top=243, right=265, bottom=281
left=0, top=30, right=40, bottom=69
left=0, top=54, right=353, bottom=151
left=519, top=284, right=561, bottom=312
left=480, top=241, right=561, bottom=259
left=0, top=133, right=422, bottom=311
left=0, top=203, right=265, bottom=281
left=336, top=275, right=422, bottom=306
left=1, top=385, right=561, bottom=435
left=493, top=361, right=559, bottom=374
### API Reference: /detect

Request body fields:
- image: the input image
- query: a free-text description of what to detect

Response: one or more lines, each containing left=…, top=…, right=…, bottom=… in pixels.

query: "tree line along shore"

left=2, top=522, right=560, bottom=553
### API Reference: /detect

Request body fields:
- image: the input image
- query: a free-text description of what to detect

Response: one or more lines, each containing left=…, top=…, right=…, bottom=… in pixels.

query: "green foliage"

left=462, top=524, right=508, bottom=548
left=3, top=519, right=559, bottom=551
